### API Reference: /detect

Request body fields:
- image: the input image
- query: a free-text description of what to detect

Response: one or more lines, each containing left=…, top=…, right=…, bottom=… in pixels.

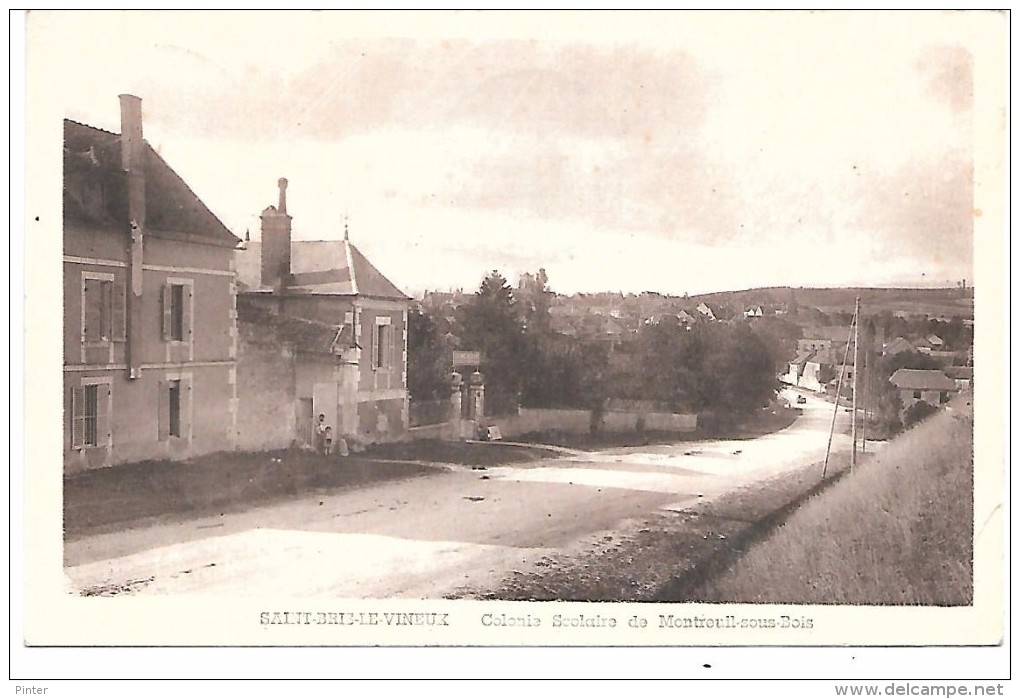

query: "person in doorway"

left=315, top=414, right=328, bottom=454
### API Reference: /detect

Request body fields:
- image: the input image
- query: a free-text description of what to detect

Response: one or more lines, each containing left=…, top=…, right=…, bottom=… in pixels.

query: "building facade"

left=63, top=95, right=241, bottom=474
left=234, top=179, right=411, bottom=447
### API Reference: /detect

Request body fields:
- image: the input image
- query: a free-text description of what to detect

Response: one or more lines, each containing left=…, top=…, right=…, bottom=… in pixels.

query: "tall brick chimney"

left=260, top=177, right=292, bottom=289
left=119, top=94, right=146, bottom=379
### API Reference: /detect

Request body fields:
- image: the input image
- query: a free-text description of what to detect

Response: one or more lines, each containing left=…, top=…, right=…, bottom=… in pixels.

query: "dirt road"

left=65, top=391, right=849, bottom=598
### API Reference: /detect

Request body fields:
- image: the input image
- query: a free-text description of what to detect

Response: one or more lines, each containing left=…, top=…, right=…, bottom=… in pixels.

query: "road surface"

left=65, top=391, right=850, bottom=598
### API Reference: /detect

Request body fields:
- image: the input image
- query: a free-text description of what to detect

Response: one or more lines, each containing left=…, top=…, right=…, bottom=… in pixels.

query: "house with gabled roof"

left=889, top=368, right=958, bottom=411
left=882, top=336, right=916, bottom=356
left=695, top=302, right=717, bottom=321
left=63, top=96, right=241, bottom=473
left=234, top=179, right=411, bottom=447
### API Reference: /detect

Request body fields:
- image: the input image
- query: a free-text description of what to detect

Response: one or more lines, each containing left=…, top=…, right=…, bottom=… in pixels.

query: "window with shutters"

left=81, top=272, right=125, bottom=344
left=161, top=279, right=193, bottom=344
left=168, top=380, right=181, bottom=437
left=158, top=375, right=192, bottom=442
left=70, top=380, right=111, bottom=450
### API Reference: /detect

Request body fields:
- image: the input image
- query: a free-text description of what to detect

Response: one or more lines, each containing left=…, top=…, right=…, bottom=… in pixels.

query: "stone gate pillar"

left=448, top=371, right=464, bottom=440
left=468, top=371, right=485, bottom=421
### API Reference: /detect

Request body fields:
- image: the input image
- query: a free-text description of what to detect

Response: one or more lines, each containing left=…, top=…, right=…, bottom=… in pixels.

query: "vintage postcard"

left=20, top=10, right=1006, bottom=659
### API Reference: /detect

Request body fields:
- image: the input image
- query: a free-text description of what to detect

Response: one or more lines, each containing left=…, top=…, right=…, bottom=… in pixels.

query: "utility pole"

left=822, top=309, right=856, bottom=479
left=861, top=345, right=869, bottom=454
left=850, top=299, right=860, bottom=469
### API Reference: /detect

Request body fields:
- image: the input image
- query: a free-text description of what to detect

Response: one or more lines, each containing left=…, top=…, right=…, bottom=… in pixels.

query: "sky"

left=30, top=10, right=1000, bottom=297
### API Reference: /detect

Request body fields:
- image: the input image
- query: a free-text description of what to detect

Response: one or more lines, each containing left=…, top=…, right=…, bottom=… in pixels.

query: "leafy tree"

left=406, top=306, right=450, bottom=401
left=628, top=320, right=777, bottom=422
left=516, top=268, right=553, bottom=336
left=903, top=400, right=939, bottom=428
left=456, top=271, right=526, bottom=412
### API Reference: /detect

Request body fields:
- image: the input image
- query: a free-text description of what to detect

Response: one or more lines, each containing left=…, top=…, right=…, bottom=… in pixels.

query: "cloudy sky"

left=31, top=11, right=999, bottom=296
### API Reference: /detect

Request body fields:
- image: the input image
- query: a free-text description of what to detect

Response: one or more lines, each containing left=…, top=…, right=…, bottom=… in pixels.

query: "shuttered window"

left=70, top=382, right=111, bottom=450
left=83, top=277, right=124, bottom=342
left=158, top=376, right=192, bottom=442
left=161, top=282, right=193, bottom=342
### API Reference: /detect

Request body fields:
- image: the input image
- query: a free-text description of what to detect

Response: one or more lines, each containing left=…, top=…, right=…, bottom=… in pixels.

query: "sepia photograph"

left=17, top=9, right=1007, bottom=670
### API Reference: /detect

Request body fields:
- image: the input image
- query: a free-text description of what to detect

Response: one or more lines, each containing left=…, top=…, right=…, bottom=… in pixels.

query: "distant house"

left=888, top=369, right=957, bottom=411
left=676, top=309, right=697, bottom=326
left=781, top=350, right=814, bottom=387
left=63, top=96, right=241, bottom=474
left=882, top=336, right=916, bottom=356
left=743, top=305, right=764, bottom=318
left=234, top=179, right=411, bottom=447
left=797, top=326, right=853, bottom=354
left=695, top=302, right=716, bottom=321
left=800, top=347, right=843, bottom=393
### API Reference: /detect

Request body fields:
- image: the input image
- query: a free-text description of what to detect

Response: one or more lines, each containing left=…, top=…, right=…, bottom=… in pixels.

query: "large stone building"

left=63, top=95, right=241, bottom=473
left=234, top=179, right=411, bottom=447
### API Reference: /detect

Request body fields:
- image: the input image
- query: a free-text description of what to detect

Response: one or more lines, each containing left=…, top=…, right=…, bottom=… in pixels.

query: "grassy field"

left=688, top=394, right=973, bottom=605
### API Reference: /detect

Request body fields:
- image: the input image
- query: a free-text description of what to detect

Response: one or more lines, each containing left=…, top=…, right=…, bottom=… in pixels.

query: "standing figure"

left=323, top=426, right=333, bottom=456
left=315, top=413, right=327, bottom=454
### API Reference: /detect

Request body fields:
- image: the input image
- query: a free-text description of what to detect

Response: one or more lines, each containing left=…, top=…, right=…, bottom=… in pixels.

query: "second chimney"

left=260, top=177, right=293, bottom=290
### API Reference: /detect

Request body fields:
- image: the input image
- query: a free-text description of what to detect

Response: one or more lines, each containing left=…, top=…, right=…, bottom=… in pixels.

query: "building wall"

left=898, top=388, right=951, bottom=410
left=234, top=327, right=297, bottom=452
left=63, top=363, right=235, bottom=473
left=486, top=408, right=697, bottom=439
left=63, top=223, right=237, bottom=473
left=241, top=293, right=410, bottom=441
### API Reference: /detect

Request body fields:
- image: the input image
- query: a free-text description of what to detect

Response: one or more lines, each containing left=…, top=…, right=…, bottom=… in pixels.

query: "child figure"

left=323, top=426, right=333, bottom=455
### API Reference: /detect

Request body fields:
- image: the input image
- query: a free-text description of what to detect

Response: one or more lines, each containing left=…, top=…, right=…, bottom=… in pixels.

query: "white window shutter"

left=389, top=322, right=397, bottom=370
left=161, top=284, right=172, bottom=340
left=371, top=324, right=379, bottom=369
left=71, top=386, right=85, bottom=449
left=183, top=284, right=193, bottom=342
left=182, top=376, right=193, bottom=441
left=112, top=278, right=126, bottom=342
left=97, top=384, right=111, bottom=448
left=157, top=380, right=169, bottom=441
left=83, top=280, right=101, bottom=342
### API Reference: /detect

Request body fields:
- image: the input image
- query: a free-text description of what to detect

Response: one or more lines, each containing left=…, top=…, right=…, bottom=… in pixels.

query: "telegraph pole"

left=850, top=297, right=860, bottom=471
left=861, top=349, right=869, bottom=454
left=822, top=308, right=856, bottom=479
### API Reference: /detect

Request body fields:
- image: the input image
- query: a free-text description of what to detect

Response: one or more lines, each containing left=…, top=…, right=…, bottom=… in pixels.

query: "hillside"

left=689, top=393, right=974, bottom=605
left=690, top=286, right=974, bottom=319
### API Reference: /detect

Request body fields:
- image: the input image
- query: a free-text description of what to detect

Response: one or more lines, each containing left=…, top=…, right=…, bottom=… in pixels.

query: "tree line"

left=409, top=269, right=784, bottom=424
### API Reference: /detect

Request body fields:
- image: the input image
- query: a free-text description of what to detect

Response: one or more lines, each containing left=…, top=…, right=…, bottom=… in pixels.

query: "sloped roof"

left=807, top=347, right=845, bottom=366
left=237, top=301, right=343, bottom=355
left=943, top=366, right=973, bottom=380
left=63, top=120, right=239, bottom=248
left=883, top=336, right=916, bottom=355
left=235, top=239, right=409, bottom=301
left=804, top=325, right=853, bottom=343
left=889, top=369, right=957, bottom=391
left=791, top=350, right=815, bottom=366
